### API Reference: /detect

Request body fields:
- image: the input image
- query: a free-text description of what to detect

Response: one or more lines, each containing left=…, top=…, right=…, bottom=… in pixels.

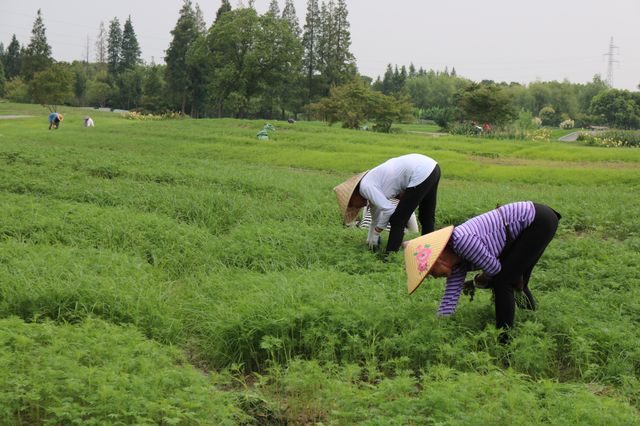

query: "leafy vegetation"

left=0, top=104, right=639, bottom=423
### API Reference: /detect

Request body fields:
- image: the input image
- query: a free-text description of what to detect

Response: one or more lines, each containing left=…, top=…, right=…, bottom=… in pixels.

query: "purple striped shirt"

left=437, top=201, right=536, bottom=316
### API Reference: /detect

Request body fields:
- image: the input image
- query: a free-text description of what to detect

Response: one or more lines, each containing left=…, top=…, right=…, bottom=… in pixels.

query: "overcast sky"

left=1, top=0, right=638, bottom=90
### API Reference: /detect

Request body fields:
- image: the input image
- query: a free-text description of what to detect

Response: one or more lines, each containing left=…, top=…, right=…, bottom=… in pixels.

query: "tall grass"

left=0, top=103, right=639, bottom=423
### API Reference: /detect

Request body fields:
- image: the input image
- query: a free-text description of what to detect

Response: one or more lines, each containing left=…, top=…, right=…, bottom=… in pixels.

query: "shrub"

left=560, top=119, right=575, bottom=129
left=539, top=106, right=558, bottom=126
left=4, top=78, right=30, bottom=103
left=577, top=130, right=640, bottom=147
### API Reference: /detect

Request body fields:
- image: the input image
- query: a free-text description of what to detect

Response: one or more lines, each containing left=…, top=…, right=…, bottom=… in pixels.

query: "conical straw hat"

left=404, top=225, right=454, bottom=294
left=333, top=171, right=369, bottom=224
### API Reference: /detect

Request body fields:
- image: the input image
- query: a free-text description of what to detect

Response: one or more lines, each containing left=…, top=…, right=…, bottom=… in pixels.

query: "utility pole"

left=603, top=37, right=619, bottom=87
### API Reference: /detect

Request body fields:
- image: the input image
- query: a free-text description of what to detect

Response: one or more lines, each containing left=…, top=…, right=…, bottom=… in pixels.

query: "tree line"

left=1, top=1, right=639, bottom=129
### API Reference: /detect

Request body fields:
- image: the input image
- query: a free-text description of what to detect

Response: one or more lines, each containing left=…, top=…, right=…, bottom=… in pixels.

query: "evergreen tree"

left=282, top=0, right=301, bottom=38
left=185, top=34, right=210, bottom=117
left=267, top=0, right=280, bottom=17
left=194, top=3, right=207, bottom=32
left=0, top=60, right=5, bottom=96
left=141, top=64, right=166, bottom=112
left=302, top=0, right=320, bottom=101
left=4, top=35, right=22, bottom=79
left=165, top=0, right=200, bottom=113
left=331, top=0, right=355, bottom=82
left=215, top=0, right=232, bottom=22
left=72, top=64, right=88, bottom=104
left=0, top=43, right=5, bottom=65
left=381, top=64, right=393, bottom=95
left=120, top=16, right=141, bottom=70
left=317, top=0, right=355, bottom=89
left=95, top=21, right=107, bottom=63
left=21, top=9, right=52, bottom=80
left=451, top=66, right=457, bottom=77
left=107, top=18, right=122, bottom=75
left=409, top=63, right=416, bottom=78
left=316, top=1, right=332, bottom=85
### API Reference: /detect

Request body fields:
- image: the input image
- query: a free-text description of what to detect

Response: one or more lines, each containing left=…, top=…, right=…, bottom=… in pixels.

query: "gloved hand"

left=473, top=273, right=492, bottom=289
left=367, top=228, right=382, bottom=251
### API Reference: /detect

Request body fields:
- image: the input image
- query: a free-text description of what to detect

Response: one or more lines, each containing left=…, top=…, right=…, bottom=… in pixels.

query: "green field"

left=1, top=103, right=640, bottom=424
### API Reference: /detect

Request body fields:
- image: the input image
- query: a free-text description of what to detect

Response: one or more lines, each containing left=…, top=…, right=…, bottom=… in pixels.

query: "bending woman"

left=405, top=201, right=560, bottom=337
left=334, top=153, right=441, bottom=253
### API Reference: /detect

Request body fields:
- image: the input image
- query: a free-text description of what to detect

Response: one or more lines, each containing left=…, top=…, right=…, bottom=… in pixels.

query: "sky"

left=1, top=0, right=638, bottom=91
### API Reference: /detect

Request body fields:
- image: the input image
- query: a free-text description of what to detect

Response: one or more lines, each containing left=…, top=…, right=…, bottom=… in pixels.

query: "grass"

left=0, top=102, right=639, bottom=424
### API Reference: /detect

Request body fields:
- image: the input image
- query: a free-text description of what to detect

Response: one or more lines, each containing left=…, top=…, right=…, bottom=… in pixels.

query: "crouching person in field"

left=48, top=112, right=63, bottom=130
left=404, top=201, right=560, bottom=342
left=333, top=153, right=441, bottom=254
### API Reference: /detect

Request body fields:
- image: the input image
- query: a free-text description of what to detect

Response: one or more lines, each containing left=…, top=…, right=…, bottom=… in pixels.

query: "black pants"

left=386, top=164, right=441, bottom=252
left=492, top=203, right=560, bottom=330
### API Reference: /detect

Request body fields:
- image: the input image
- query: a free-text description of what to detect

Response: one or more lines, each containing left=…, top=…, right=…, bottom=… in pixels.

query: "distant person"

left=84, top=116, right=95, bottom=127
left=333, top=153, right=441, bottom=253
left=48, top=112, right=63, bottom=130
left=404, top=201, right=560, bottom=342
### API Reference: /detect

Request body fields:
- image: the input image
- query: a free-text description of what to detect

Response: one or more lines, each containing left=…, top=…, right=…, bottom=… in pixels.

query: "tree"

left=86, top=80, right=112, bottom=107
left=185, top=34, right=210, bottom=117
left=302, top=0, right=321, bottom=102
left=95, top=21, right=107, bottom=63
left=576, top=75, right=608, bottom=113
left=405, top=69, right=469, bottom=111
left=194, top=3, right=207, bottom=32
left=538, top=106, right=557, bottom=126
left=141, top=64, right=166, bottom=113
left=589, top=89, right=640, bottom=129
left=21, top=9, right=52, bottom=80
left=4, top=77, right=30, bottom=102
left=206, top=8, right=261, bottom=117
left=457, top=82, right=516, bottom=125
left=71, top=62, right=88, bottom=105
left=323, top=0, right=356, bottom=87
left=118, top=67, right=143, bottom=109
left=215, top=0, right=232, bottom=22
left=107, top=18, right=122, bottom=75
left=205, top=8, right=302, bottom=118
left=255, top=11, right=303, bottom=118
left=0, top=60, right=5, bottom=96
left=120, top=16, right=141, bottom=71
left=30, top=64, right=74, bottom=110
left=165, top=0, right=200, bottom=113
left=5, top=35, right=22, bottom=79
left=308, top=79, right=411, bottom=132
left=267, top=0, right=281, bottom=17
left=282, top=0, right=301, bottom=39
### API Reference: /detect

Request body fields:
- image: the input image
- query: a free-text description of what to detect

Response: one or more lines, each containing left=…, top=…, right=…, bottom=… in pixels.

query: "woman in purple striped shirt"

left=420, top=201, right=560, bottom=339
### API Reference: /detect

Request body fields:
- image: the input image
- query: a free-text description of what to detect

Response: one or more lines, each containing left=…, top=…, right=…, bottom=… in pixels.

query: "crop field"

left=0, top=103, right=639, bottom=424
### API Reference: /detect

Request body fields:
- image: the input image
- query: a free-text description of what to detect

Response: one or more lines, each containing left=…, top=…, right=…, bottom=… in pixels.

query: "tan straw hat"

left=333, top=171, right=369, bottom=224
left=404, top=225, right=454, bottom=294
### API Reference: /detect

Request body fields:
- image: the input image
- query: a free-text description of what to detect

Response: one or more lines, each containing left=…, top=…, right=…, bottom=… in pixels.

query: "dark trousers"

left=386, top=164, right=441, bottom=252
left=492, top=203, right=560, bottom=330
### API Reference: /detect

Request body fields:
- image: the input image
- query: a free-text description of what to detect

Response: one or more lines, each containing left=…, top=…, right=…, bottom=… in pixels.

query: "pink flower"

left=413, top=244, right=432, bottom=272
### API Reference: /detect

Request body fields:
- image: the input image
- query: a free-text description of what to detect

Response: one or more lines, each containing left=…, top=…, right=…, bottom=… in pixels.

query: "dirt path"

left=0, top=115, right=34, bottom=119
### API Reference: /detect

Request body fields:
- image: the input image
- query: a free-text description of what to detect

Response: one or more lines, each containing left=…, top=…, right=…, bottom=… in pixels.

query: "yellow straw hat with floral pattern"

left=333, top=171, right=369, bottom=225
left=404, top=225, right=454, bottom=294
